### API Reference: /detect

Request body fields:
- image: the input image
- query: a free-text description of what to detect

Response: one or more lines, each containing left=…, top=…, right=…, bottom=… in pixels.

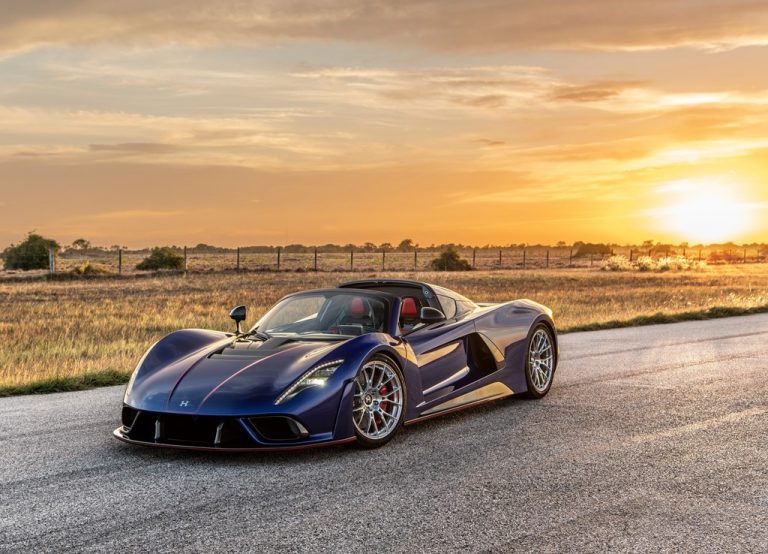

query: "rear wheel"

left=352, top=355, right=405, bottom=448
left=524, top=324, right=556, bottom=398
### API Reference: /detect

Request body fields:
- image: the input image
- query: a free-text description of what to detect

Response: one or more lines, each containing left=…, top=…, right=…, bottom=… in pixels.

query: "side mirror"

left=229, top=305, right=247, bottom=334
left=420, top=306, right=446, bottom=323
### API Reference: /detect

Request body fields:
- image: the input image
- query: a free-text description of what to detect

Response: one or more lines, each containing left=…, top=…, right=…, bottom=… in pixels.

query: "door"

left=404, top=318, right=474, bottom=401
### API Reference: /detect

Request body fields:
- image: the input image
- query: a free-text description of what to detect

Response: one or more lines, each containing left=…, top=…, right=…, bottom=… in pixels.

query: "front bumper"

left=112, top=428, right=354, bottom=452
left=114, top=407, right=353, bottom=452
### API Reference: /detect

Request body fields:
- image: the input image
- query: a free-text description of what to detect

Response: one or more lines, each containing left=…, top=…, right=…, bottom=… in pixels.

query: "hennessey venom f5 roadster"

left=114, top=279, right=558, bottom=451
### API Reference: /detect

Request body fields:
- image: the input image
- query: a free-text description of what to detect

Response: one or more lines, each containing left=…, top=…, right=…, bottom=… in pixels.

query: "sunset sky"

left=1, top=1, right=768, bottom=247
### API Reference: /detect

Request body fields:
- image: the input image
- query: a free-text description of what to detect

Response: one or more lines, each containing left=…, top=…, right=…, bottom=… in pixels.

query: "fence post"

left=413, top=249, right=418, bottom=271
left=498, top=249, right=502, bottom=268
left=569, top=249, right=573, bottom=267
left=629, top=249, right=633, bottom=262
left=472, top=248, right=476, bottom=269
left=744, top=248, right=747, bottom=264
left=545, top=250, right=549, bottom=269
left=118, top=248, right=123, bottom=275
left=698, top=249, right=702, bottom=261
left=236, top=247, right=240, bottom=270
left=648, top=248, right=652, bottom=257
left=350, top=249, right=354, bottom=271
left=682, top=247, right=686, bottom=257
left=277, top=247, right=281, bottom=271
left=590, top=254, right=593, bottom=267
left=48, top=246, right=56, bottom=274
left=314, top=248, right=318, bottom=272
left=382, top=250, right=386, bottom=271
left=522, top=249, right=526, bottom=269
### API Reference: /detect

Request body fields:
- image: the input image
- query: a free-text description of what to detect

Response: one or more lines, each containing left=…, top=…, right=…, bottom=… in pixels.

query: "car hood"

left=128, top=336, right=348, bottom=415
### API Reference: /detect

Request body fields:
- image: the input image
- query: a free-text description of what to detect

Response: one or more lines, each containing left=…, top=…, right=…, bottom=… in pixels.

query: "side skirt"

left=406, top=382, right=514, bottom=424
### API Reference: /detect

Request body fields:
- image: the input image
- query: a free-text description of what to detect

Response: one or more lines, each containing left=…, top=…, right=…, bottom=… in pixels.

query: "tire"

left=351, top=355, right=406, bottom=448
left=523, top=324, right=556, bottom=399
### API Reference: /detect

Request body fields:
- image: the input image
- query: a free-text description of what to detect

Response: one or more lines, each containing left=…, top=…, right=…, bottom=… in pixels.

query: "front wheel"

left=523, top=324, right=556, bottom=399
left=352, top=355, right=405, bottom=448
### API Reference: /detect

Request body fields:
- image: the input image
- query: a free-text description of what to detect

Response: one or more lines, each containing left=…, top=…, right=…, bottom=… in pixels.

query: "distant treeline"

left=57, top=239, right=768, bottom=256
left=5, top=234, right=767, bottom=258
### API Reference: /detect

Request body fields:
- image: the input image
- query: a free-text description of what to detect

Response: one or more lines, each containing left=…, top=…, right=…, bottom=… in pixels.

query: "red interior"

left=401, top=297, right=418, bottom=318
left=350, top=297, right=366, bottom=316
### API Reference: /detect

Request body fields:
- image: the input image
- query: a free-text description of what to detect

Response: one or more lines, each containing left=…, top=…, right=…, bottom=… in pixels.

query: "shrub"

left=430, top=248, right=472, bottom=271
left=71, top=262, right=110, bottom=276
left=635, top=256, right=656, bottom=272
left=601, top=255, right=632, bottom=272
left=1, top=233, right=60, bottom=270
left=136, top=247, right=184, bottom=271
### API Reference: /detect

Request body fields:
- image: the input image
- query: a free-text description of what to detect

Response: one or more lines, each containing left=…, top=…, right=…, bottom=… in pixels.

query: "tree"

left=396, top=238, right=415, bottom=252
left=136, top=247, right=184, bottom=271
left=71, top=238, right=91, bottom=253
left=556, top=241, right=567, bottom=248
left=430, top=248, right=472, bottom=271
left=2, top=233, right=60, bottom=270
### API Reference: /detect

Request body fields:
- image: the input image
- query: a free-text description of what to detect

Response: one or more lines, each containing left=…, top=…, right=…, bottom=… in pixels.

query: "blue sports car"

left=115, top=279, right=558, bottom=451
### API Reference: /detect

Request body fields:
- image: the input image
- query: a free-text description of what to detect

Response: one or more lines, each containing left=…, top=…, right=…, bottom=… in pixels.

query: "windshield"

left=254, top=292, right=389, bottom=338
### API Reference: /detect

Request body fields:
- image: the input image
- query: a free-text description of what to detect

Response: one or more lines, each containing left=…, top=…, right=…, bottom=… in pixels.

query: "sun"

left=651, top=179, right=754, bottom=244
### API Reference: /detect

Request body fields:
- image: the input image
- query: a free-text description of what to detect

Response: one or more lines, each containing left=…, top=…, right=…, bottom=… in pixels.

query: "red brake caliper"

left=379, top=383, right=390, bottom=418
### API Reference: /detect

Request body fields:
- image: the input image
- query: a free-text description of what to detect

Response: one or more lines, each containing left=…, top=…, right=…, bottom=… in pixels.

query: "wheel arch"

left=531, top=315, right=559, bottom=369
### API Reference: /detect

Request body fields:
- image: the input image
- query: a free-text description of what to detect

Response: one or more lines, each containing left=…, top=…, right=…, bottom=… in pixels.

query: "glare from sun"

left=651, top=179, right=754, bottom=244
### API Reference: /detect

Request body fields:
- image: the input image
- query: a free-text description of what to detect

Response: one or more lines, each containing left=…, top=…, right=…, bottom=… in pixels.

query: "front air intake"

left=248, top=416, right=309, bottom=441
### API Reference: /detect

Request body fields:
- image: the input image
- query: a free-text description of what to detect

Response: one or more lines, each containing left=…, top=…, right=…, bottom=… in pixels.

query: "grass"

left=0, top=266, right=767, bottom=396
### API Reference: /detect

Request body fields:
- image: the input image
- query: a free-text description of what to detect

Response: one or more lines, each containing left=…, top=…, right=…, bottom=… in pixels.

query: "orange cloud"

left=3, top=1, right=768, bottom=53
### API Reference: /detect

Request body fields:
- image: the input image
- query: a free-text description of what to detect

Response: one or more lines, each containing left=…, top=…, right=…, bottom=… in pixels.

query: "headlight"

left=275, top=359, right=344, bottom=405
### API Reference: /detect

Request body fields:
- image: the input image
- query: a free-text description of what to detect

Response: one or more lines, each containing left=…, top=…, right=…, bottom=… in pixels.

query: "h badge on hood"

left=179, top=400, right=191, bottom=407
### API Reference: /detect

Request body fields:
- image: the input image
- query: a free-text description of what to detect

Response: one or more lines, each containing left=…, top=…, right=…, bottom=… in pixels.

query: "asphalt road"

left=1, top=315, right=767, bottom=553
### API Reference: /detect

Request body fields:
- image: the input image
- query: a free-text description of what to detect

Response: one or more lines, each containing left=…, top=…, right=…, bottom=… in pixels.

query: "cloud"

left=3, top=1, right=768, bottom=54
left=474, top=138, right=506, bottom=147
left=456, top=94, right=507, bottom=108
left=549, top=81, right=646, bottom=103
left=90, top=209, right=180, bottom=221
left=293, top=65, right=555, bottom=112
left=89, top=143, right=181, bottom=154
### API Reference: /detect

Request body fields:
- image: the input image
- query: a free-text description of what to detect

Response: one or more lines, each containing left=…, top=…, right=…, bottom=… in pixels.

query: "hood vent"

left=208, top=337, right=299, bottom=360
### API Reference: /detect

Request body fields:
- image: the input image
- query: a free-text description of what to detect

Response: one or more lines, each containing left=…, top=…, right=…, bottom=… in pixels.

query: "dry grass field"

left=1, top=266, right=767, bottom=394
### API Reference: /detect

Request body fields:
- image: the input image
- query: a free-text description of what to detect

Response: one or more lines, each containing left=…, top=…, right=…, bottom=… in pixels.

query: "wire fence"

left=1, top=245, right=767, bottom=278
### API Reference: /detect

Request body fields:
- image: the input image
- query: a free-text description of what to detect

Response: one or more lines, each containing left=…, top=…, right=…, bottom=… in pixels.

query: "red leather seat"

left=350, top=297, right=366, bottom=316
left=399, top=297, right=421, bottom=334
left=401, top=297, right=418, bottom=319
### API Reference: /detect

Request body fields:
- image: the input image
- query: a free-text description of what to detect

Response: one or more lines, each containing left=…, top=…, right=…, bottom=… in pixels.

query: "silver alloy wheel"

left=352, top=359, right=404, bottom=440
left=528, top=328, right=554, bottom=393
